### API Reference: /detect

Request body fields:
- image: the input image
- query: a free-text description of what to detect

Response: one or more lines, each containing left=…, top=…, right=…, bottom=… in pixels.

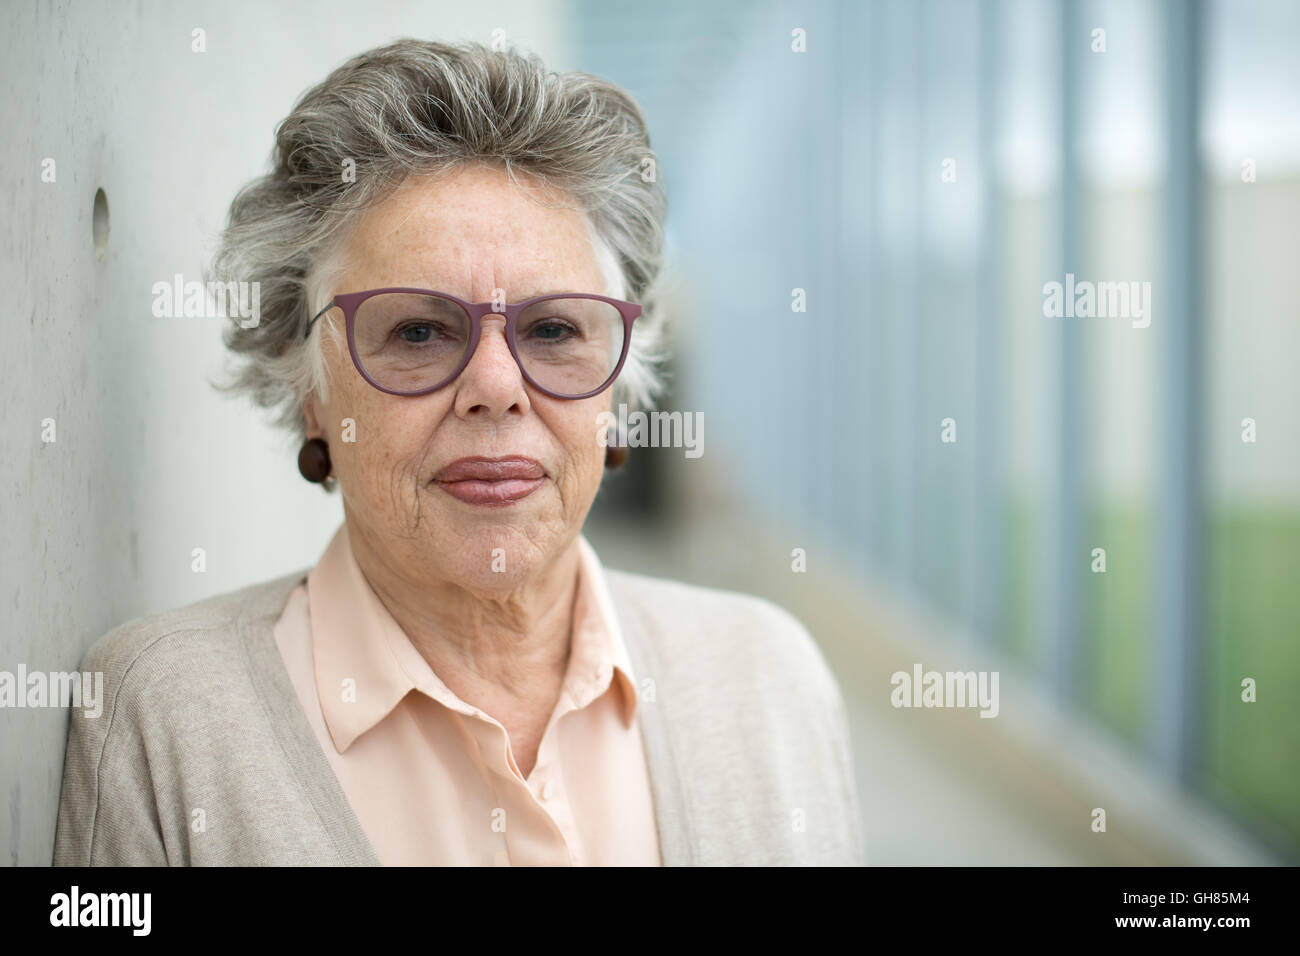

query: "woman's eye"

left=530, top=320, right=576, bottom=341
left=398, top=323, right=435, bottom=343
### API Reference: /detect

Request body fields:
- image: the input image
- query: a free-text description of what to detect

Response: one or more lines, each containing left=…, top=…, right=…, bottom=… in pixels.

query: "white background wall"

left=1, top=0, right=568, bottom=867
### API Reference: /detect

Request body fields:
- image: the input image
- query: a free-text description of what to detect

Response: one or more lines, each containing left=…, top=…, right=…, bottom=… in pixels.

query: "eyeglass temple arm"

left=303, top=301, right=335, bottom=340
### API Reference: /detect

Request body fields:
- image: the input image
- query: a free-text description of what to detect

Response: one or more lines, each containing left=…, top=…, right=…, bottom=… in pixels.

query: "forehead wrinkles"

left=358, top=212, right=598, bottom=301
left=345, top=168, right=602, bottom=299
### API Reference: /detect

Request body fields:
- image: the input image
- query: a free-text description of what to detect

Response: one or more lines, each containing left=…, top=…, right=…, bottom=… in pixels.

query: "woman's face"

left=305, top=163, right=614, bottom=594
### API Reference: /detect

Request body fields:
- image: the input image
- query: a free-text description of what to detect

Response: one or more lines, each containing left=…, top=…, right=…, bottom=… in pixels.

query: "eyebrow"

left=413, top=286, right=597, bottom=301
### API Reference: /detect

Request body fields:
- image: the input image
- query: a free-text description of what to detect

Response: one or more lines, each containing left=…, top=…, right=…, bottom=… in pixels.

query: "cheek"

left=330, top=387, right=442, bottom=502
left=552, top=401, right=609, bottom=499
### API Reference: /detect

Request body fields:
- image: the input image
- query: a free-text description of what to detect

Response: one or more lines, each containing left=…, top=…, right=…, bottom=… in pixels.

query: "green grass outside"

left=1002, top=501, right=1300, bottom=858
left=1080, top=505, right=1151, bottom=747
left=1204, top=510, right=1300, bottom=857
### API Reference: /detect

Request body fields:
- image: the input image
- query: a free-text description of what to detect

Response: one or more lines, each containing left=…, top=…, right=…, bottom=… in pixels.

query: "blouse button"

left=542, top=779, right=555, bottom=800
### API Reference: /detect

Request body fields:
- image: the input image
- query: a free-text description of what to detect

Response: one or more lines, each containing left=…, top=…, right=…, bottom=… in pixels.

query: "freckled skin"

left=302, top=163, right=615, bottom=769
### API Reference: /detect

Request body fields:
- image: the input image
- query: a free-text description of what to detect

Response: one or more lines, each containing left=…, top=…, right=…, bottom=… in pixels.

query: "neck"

left=346, top=521, right=583, bottom=704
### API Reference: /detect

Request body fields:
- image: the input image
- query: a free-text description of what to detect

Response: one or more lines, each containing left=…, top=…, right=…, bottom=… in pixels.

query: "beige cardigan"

left=52, top=564, right=865, bottom=866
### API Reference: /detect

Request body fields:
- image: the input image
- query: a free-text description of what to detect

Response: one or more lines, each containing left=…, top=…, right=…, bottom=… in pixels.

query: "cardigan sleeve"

left=52, top=629, right=171, bottom=866
left=751, top=595, right=868, bottom=866
left=825, top=667, right=867, bottom=865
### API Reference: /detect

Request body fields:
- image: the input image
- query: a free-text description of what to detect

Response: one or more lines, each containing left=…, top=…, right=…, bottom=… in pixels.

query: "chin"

left=432, top=521, right=554, bottom=589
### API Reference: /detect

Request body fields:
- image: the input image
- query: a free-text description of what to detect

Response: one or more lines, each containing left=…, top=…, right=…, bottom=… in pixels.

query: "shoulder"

left=601, top=566, right=864, bottom=865
left=604, top=566, right=807, bottom=637
left=77, top=568, right=308, bottom=712
left=602, top=567, right=841, bottom=704
left=56, top=569, right=310, bottom=865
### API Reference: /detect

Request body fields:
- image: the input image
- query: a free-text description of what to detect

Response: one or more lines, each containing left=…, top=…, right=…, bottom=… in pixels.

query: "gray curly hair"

left=209, top=38, right=669, bottom=442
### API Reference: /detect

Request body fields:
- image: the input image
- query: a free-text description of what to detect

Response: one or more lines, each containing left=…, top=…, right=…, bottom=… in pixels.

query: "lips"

left=432, top=456, right=546, bottom=506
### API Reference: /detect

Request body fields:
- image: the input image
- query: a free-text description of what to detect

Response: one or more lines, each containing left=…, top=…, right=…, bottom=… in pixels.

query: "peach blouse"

left=272, top=524, right=662, bottom=866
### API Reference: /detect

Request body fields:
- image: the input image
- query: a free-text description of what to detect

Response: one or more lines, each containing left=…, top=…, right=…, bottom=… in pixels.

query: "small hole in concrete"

left=92, top=188, right=109, bottom=260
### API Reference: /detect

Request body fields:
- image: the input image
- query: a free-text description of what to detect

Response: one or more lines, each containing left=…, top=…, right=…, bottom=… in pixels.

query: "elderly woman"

left=53, top=39, right=862, bottom=866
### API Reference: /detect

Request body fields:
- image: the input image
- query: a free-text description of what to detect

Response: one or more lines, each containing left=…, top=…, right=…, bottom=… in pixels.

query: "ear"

left=302, top=392, right=325, bottom=441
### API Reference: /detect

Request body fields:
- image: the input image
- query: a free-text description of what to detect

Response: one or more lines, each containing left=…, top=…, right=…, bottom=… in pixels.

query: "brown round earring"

left=298, top=437, right=332, bottom=483
left=605, top=427, right=628, bottom=470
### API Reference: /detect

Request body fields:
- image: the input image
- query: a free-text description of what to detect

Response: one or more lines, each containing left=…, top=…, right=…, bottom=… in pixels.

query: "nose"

left=452, top=315, right=531, bottom=419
